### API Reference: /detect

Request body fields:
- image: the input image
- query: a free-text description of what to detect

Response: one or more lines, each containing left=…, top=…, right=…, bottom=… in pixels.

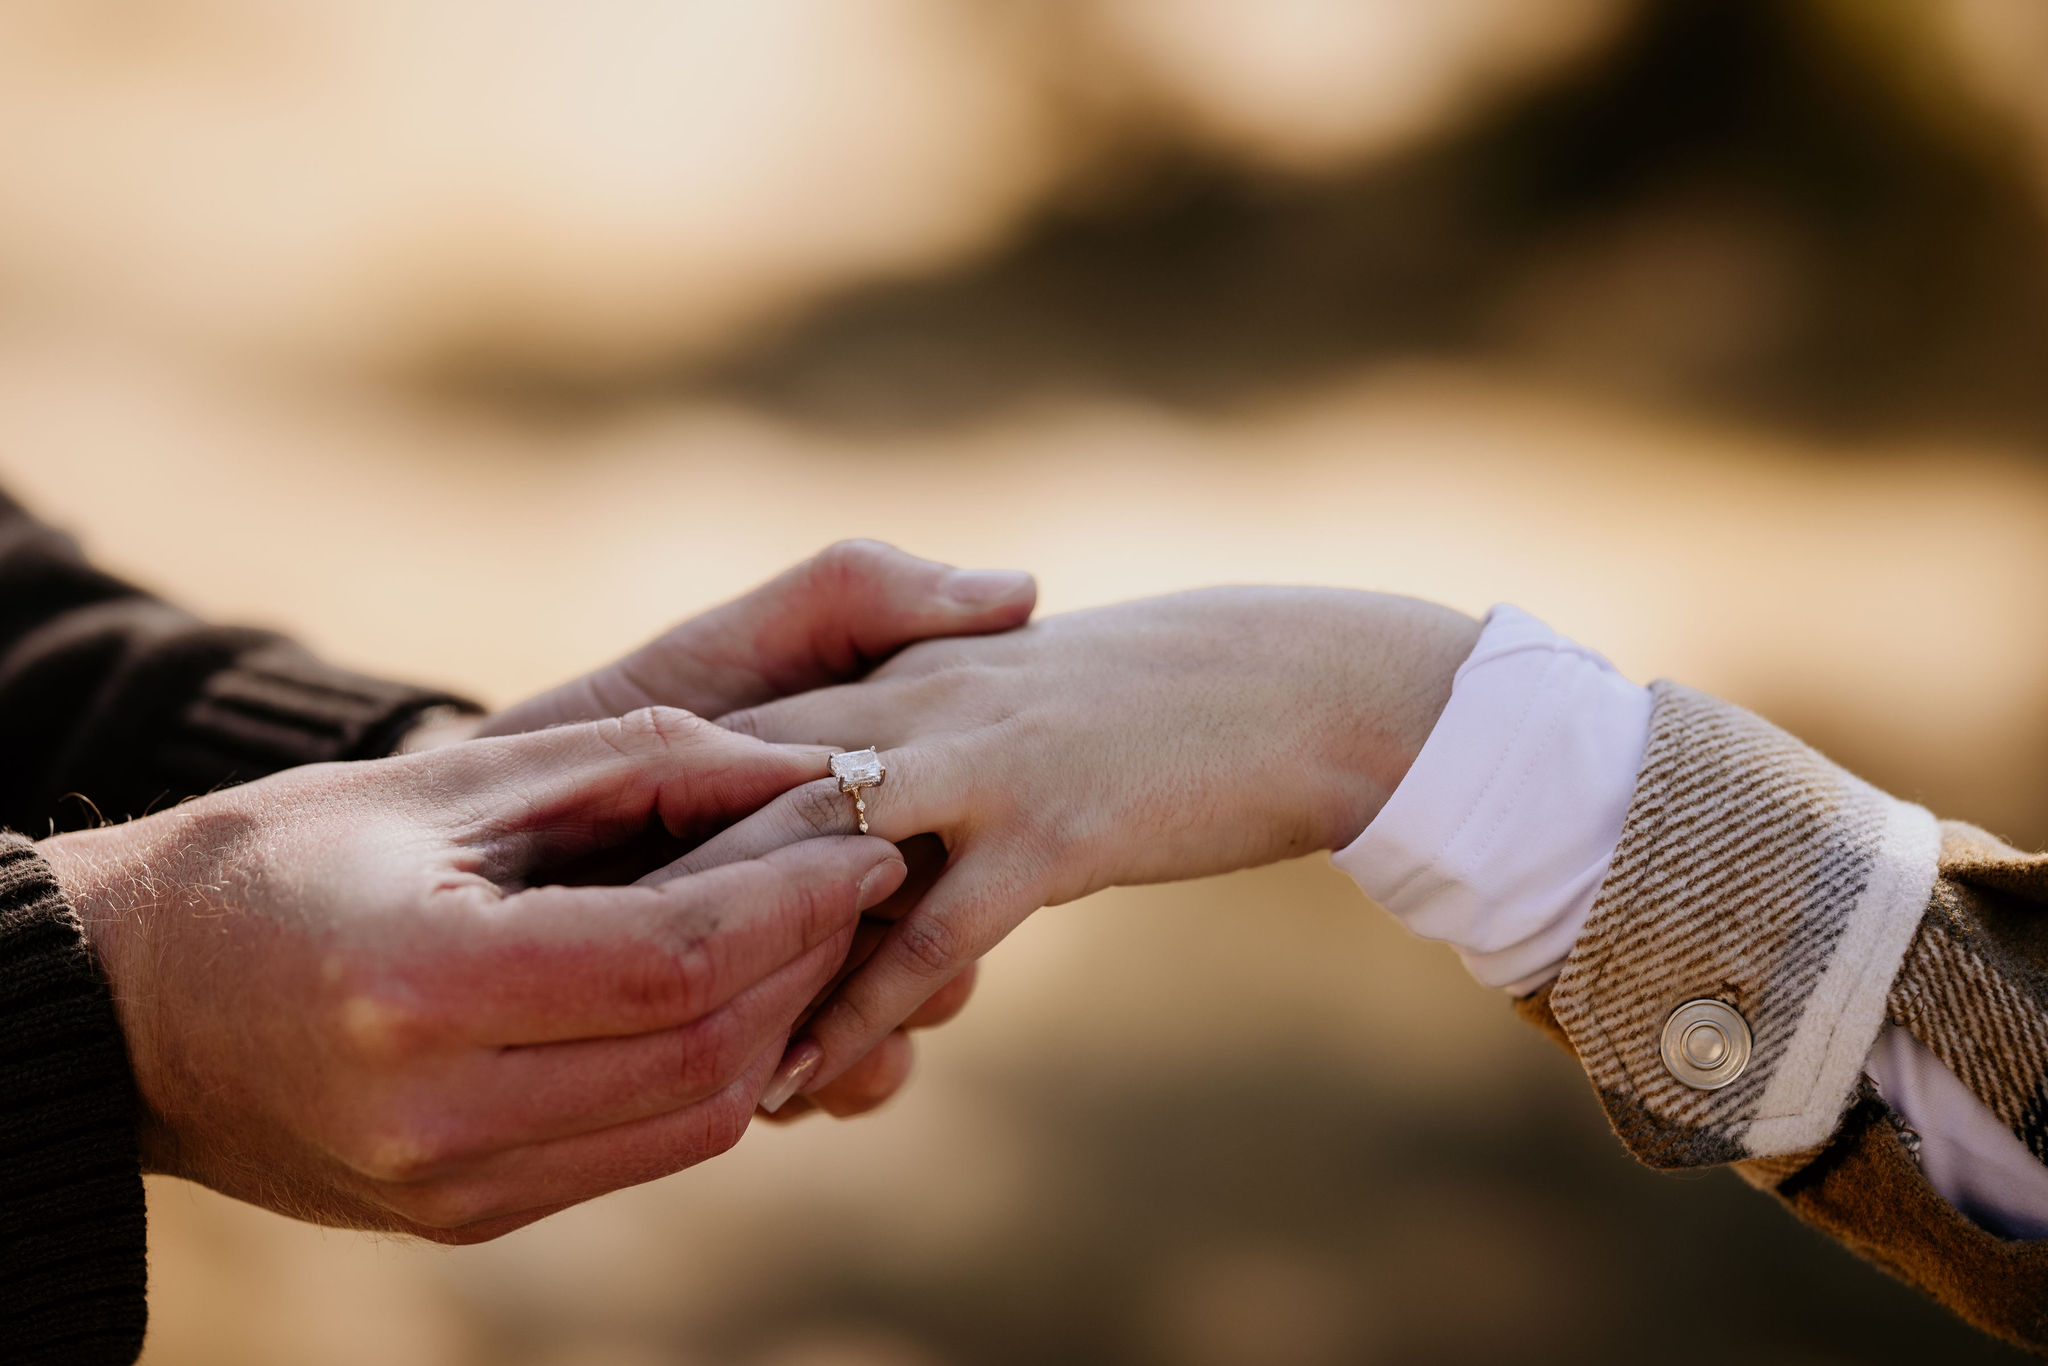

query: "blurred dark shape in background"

left=461, top=1, right=2048, bottom=454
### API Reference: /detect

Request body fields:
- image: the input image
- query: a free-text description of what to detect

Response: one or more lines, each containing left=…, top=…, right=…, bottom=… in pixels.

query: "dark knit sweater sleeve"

left=0, top=488, right=473, bottom=832
left=0, top=837, right=145, bottom=1363
left=0, top=488, right=477, bottom=1362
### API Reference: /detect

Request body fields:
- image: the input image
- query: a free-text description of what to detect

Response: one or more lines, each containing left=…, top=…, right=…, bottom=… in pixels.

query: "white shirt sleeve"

left=1333, top=604, right=2048, bottom=1240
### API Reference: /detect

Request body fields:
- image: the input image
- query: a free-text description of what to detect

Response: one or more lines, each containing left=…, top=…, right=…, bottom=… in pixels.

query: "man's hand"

left=39, top=710, right=906, bottom=1243
left=471, top=539, right=1037, bottom=739
left=435, top=540, right=1032, bottom=1120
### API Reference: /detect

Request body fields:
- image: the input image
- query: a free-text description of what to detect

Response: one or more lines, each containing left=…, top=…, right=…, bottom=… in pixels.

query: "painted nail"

left=942, top=568, right=1032, bottom=608
left=759, top=1040, right=823, bottom=1114
left=857, top=860, right=903, bottom=911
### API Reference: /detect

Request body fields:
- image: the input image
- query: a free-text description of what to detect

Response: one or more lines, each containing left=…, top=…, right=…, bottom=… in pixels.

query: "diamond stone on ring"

left=828, top=747, right=886, bottom=834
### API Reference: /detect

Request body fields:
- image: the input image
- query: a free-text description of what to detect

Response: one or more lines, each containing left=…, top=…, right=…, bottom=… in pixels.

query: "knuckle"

left=700, top=1091, right=754, bottom=1158
left=672, top=1012, right=746, bottom=1099
left=625, top=927, right=718, bottom=1021
left=341, top=1118, right=452, bottom=1186
left=669, top=935, right=722, bottom=1012
left=787, top=779, right=855, bottom=838
left=591, top=705, right=708, bottom=764
left=331, top=990, right=435, bottom=1065
left=893, top=914, right=963, bottom=979
left=638, top=1011, right=753, bottom=1105
left=615, top=704, right=708, bottom=751
left=811, top=538, right=893, bottom=590
left=708, top=1010, right=768, bottom=1086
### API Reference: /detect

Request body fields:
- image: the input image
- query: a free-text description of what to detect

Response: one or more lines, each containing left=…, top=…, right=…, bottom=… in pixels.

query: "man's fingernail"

left=760, top=1041, right=823, bottom=1114
left=857, top=860, right=903, bottom=911
left=942, top=568, right=1032, bottom=608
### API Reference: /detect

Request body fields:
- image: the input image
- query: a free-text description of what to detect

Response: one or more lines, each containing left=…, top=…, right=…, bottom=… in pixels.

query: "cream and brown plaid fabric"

left=1888, top=827, right=2048, bottom=1169
left=1519, top=682, right=2048, bottom=1353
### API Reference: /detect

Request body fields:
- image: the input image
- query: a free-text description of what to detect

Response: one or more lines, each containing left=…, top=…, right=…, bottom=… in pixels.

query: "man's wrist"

left=39, top=828, right=129, bottom=986
left=38, top=821, right=182, bottom=1175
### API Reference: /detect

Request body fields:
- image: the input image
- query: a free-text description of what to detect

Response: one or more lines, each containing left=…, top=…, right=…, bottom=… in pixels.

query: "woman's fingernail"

left=857, top=860, right=903, bottom=911
left=760, top=1041, right=823, bottom=1114
left=942, top=568, right=1032, bottom=608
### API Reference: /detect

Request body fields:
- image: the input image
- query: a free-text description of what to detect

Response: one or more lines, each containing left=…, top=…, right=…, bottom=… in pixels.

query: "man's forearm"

left=0, top=489, right=475, bottom=831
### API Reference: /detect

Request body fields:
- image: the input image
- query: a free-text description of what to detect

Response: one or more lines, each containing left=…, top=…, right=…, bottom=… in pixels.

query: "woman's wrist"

left=1307, top=593, right=1481, bottom=851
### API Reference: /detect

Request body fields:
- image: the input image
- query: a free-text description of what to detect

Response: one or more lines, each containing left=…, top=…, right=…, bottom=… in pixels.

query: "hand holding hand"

left=41, top=710, right=904, bottom=1242
left=442, top=539, right=1034, bottom=1118
left=675, top=588, right=1481, bottom=1107
left=473, top=539, right=1037, bottom=738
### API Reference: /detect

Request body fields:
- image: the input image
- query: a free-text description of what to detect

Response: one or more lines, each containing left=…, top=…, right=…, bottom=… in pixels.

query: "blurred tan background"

left=6, top=1, right=2048, bottom=1362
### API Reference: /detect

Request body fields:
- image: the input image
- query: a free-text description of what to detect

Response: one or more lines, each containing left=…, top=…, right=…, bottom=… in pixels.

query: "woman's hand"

left=40, top=709, right=905, bottom=1242
left=671, top=588, right=1481, bottom=1108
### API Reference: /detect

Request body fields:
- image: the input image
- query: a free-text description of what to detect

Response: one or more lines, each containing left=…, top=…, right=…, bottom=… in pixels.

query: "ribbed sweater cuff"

left=0, top=835, right=146, bottom=1364
left=161, top=639, right=476, bottom=776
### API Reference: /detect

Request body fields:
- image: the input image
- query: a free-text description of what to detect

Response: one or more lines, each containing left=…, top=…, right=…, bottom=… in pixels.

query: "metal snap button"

left=1660, top=999, right=1752, bottom=1090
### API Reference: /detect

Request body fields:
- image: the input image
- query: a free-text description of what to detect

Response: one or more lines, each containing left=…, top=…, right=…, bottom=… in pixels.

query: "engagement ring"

left=828, top=747, right=886, bottom=834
